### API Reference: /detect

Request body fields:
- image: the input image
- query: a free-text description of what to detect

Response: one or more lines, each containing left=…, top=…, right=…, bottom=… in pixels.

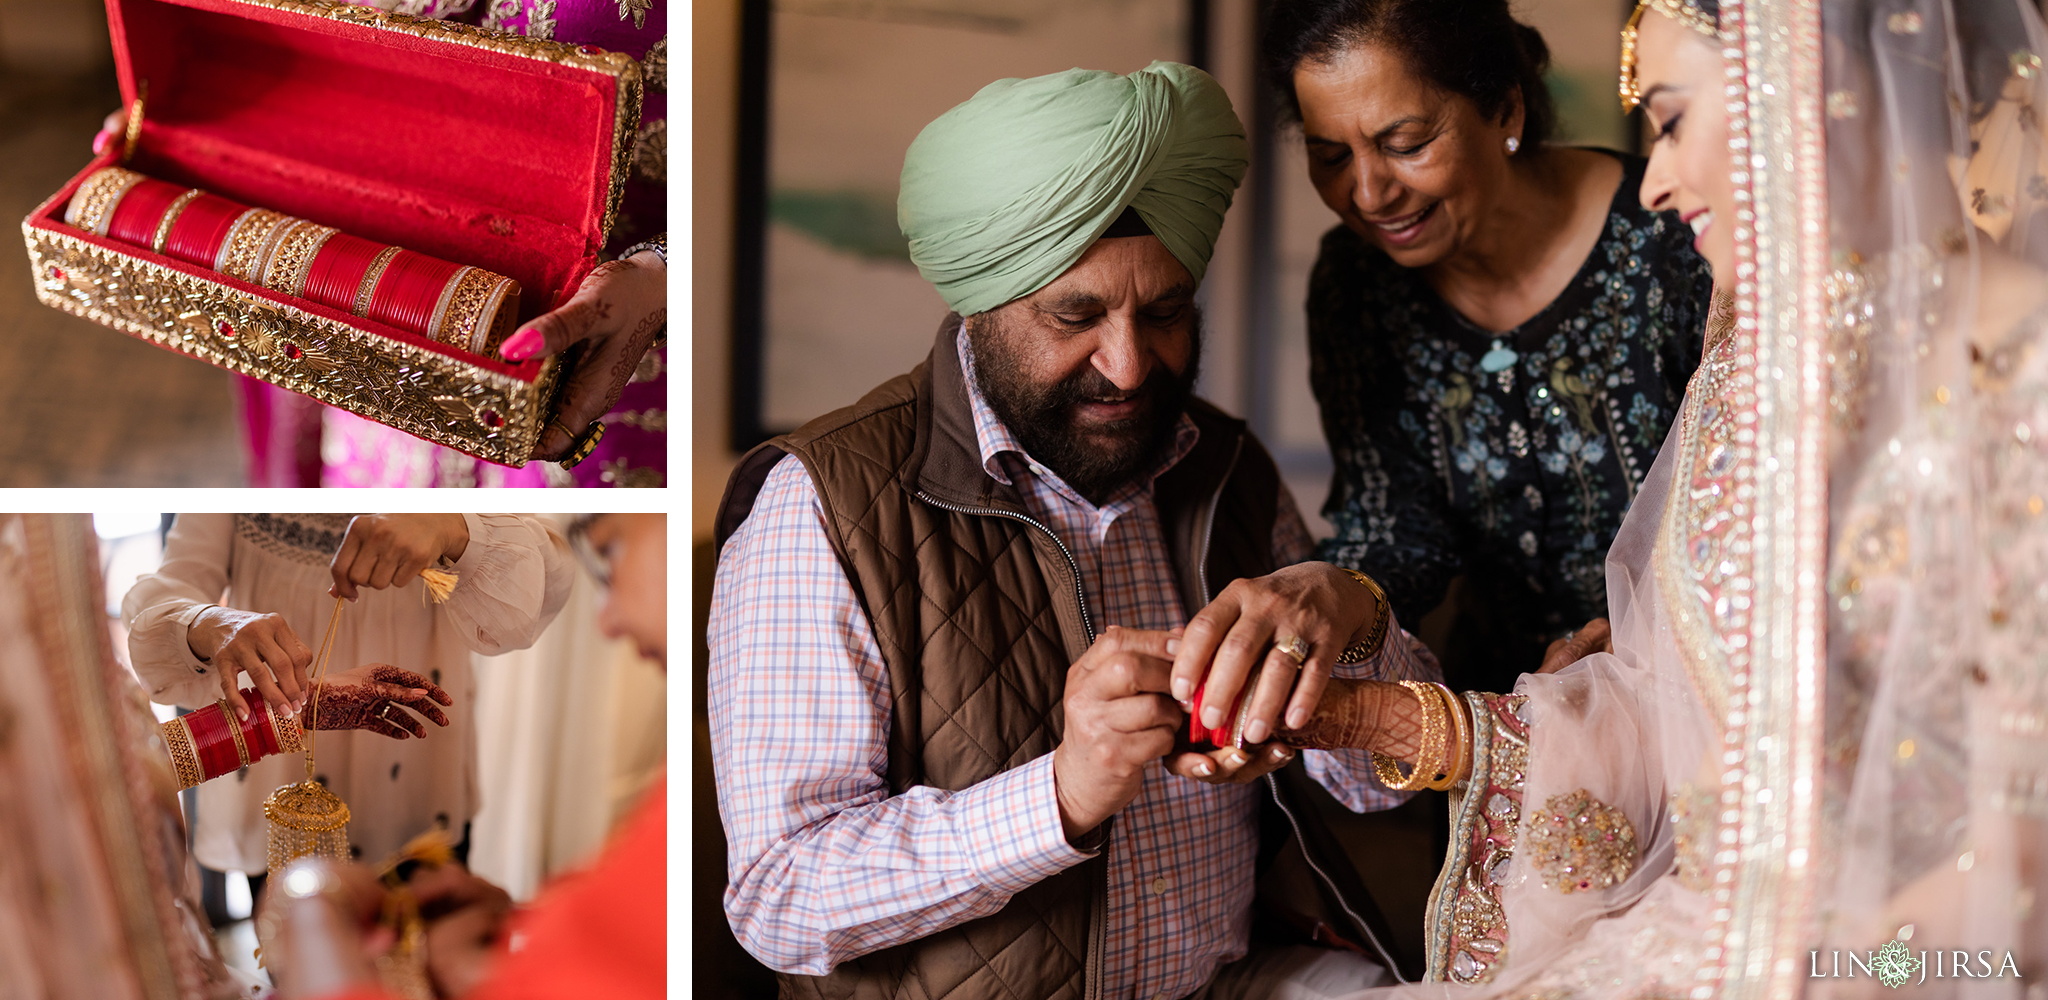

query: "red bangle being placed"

left=160, top=693, right=307, bottom=790
left=63, top=166, right=521, bottom=357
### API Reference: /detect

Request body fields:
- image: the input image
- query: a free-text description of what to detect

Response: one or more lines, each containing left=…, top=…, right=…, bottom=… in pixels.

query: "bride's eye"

left=1656, top=112, right=1685, bottom=142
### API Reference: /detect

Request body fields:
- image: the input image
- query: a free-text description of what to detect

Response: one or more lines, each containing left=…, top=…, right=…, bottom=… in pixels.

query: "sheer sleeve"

left=439, top=514, right=573, bottom=656
left=1305, top=226, right=1463, bottom=623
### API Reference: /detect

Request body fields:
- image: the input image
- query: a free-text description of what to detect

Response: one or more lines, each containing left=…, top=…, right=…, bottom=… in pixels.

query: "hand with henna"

left=495, top=250, right=666, bottom=461
left=309, top=663, right=454, bottom=740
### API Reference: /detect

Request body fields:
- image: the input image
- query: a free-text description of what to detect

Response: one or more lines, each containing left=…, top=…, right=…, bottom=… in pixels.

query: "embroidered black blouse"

left=1308, top=152, right=1713, bottom=691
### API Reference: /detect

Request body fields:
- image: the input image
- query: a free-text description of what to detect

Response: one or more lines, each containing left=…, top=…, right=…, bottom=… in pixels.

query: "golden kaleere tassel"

left=262, top=597, right=352, bottom=872
left=419, top=564, right=458, bottom=604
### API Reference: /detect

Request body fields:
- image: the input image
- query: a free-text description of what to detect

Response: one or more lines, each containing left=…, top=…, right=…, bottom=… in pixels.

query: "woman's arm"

left=121, top=513, right=237, bottom=709
left=436, top=515, right=574, bottom=655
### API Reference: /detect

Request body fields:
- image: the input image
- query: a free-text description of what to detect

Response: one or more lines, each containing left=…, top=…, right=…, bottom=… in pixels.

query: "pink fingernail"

left=1171, top=677, right=1191, bottom=701
left=1165, top=638, right=1181, bottom=657
left=499, top=327, right=542, bottom=360
left=1246, top=721, right=1269, bottom=745
left=1201, top=707, right=1223, bottom=730
left=92, top=130, right=110, bottom=155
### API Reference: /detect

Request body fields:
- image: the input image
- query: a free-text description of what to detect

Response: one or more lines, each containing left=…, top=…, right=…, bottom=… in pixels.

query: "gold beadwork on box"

left=22, top=230, right=557, bottom=464
left=1526, top=789, right=1637, bottom=894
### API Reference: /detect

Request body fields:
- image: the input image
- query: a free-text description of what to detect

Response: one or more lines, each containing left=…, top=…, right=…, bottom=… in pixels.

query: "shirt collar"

left=957, top=331, right=1199, bottom=506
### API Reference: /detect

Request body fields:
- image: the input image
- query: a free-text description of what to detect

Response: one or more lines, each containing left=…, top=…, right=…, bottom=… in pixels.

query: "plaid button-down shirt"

left=709, top=339, right=1442, bottom=999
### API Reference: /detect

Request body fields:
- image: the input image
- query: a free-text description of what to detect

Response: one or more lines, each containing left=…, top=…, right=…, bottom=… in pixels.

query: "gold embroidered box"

left=20, top=0, right=642, bottom=466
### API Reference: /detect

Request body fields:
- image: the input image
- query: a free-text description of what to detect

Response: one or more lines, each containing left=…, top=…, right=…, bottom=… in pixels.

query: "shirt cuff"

left=952, top=754, right=1093, bottom=896
left=168, top=603, right=215, bottom=677
left=451, top=513, right=485, bottom=573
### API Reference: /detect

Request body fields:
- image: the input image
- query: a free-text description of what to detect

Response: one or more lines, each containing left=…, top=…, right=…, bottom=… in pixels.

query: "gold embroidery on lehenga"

left=616, top=0, right=651, bottom=30
left=643, top=37, right=666, bottom=91
left=1669, top=783, right=1714, bottom=891
left=1426, top=692, right=1528, bottom=983
left=633, top=119, right=666, bottom=184
left=1526, top=789, right=1638, bottom=894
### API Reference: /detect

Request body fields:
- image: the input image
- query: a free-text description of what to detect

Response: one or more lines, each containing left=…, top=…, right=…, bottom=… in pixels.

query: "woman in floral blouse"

left=1265, top=0, right=1714, bottom=690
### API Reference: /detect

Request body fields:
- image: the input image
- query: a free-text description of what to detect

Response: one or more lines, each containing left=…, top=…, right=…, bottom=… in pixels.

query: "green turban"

left=898, top=61, right=1249, bottom=316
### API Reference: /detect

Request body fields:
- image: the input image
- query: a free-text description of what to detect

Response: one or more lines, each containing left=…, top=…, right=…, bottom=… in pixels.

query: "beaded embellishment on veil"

left=1619, top=0, right=1722, bottom=111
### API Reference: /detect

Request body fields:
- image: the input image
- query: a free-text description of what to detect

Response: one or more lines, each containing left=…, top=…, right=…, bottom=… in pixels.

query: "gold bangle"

left=269, top=701, right=306, bottom=754
left=1336, top=569, right=1392, bottom=665
left=150, top=188, right=203, bottom=255
left=163, top=716, right=204, bottom=789
left=353, top=246, right=403, bottom=317
left=1426, top=683, right=1469, bottom=791
left=1371, top=680, right=1448, bottom=791
left=218, top=699, right=251, bottom=770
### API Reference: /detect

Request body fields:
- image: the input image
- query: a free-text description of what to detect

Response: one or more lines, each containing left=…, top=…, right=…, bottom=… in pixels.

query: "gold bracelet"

left=219, top=699, right=251, bottom=769
left=1336, top=569, right=1392, bottom=665
left=1426, top=683, right=1469, bottom=791
left=163, top=716, right=204, bottom=789
left=1370, top=680, right=1448, bottom=790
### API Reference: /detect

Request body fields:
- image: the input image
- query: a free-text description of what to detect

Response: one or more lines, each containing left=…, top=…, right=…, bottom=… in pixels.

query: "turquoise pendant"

left=1479, top=339, right=1518, bottom=373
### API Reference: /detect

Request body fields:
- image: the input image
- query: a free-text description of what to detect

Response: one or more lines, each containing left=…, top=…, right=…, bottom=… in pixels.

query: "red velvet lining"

left=30, top=0, right=629, bottom=367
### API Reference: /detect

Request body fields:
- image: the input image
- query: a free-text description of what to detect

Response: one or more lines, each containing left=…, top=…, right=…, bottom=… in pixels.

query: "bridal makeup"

left=1633, top=10, right=1737, bottom=283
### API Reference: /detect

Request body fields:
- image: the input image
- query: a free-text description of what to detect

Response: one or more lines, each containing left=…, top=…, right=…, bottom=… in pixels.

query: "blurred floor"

left=0, top=68, right=244, bottom=486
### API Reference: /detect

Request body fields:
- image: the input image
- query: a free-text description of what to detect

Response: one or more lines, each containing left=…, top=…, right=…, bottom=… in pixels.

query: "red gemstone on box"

left=480, top=408, right=504, bottom=428
left=216, top=319, right=235, bottom=338
left=50, top=267, right=66, bottom=281
left=283, top=342, right=304, bottom=360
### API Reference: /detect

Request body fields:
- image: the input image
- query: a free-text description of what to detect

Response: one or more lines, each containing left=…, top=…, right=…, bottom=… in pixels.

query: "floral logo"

left=1874, top=939, right=1923, bottom=989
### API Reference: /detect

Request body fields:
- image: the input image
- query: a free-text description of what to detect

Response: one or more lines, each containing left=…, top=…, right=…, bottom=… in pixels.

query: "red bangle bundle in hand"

left=160, top=694, right=306, bottom=790
left=66, top=166, right=520, bottom=356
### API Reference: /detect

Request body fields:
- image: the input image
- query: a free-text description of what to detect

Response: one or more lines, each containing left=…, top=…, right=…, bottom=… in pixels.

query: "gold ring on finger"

left=1274, top=634, right=1310, bottom=667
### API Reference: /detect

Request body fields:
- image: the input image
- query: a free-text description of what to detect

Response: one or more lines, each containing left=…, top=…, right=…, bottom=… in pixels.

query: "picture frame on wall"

left=730, top=0, right=1207, bottom=449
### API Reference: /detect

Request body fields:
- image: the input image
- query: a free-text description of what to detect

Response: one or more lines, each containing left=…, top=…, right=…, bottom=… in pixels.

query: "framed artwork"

left=732, top=0, right=1206, bottom=449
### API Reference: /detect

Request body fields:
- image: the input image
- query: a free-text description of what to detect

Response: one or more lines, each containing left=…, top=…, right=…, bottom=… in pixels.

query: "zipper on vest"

left=1264, top=773, right=1409, bottom=984
left=1194, top=434, right=1245, bottom=601
left=911, top=491, right=1097, bottom=644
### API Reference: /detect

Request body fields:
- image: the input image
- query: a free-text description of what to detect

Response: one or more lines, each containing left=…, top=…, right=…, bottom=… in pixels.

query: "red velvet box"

left=20, top=0, right=642, bottom=466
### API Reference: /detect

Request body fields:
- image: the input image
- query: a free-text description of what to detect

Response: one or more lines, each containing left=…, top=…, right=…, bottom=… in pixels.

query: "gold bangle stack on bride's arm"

left=1371, top=680, right=1471, bottom=792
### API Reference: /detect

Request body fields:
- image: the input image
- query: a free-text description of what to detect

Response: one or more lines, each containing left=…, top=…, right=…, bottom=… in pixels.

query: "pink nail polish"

left=499, top=328, right=542, bottom=360
left=92, top=130, right=110, bottom=155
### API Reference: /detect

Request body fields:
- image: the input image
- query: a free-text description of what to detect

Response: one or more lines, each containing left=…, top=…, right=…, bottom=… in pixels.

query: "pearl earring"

left=1505, top=136, right=1521, bottom=154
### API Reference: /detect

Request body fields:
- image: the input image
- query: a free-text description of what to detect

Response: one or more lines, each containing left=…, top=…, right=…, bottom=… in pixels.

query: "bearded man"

left=711, top=61, right=1442, bottom=1000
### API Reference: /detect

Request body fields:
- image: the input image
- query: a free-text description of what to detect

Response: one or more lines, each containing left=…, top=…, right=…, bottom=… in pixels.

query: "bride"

left=1171, top=0, right=2048, bottom=992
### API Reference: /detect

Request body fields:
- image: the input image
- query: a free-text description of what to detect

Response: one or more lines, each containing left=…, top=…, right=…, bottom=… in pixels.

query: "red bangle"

left=368, top=251, right=463, bottom=335
left=105, top=178, right=188, bottom=249
left=163, top=193, right=251, bottom=269
left=186, top=701, right=248, bottom=778
left=302, top=233, right=386, bottom=313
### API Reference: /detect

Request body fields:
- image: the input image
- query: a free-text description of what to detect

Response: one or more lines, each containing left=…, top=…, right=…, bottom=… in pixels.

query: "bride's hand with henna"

left=496, top=250, right=665, bottom=461
left=309, top=663, right=453, bottom=740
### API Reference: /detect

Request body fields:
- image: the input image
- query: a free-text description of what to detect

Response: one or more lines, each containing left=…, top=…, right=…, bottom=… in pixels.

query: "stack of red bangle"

left=160, top=693, right=306, bottom=790
left=66, top=166, right=520, bottom=356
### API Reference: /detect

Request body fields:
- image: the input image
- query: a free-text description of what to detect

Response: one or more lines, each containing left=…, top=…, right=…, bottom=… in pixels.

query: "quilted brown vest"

left=717, top=317, right=1280, bottom=1000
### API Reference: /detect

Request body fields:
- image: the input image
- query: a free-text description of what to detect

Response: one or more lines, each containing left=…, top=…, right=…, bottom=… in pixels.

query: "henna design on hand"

left=1274, top=678, right=1429, bottom=759
left=311, top=666, right=454, bottom=740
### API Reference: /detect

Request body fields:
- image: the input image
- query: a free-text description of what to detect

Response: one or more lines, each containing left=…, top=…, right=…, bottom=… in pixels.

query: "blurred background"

left=0, top=0, right=245, bottom=485
left=692, top=1, right=1641, bottom=996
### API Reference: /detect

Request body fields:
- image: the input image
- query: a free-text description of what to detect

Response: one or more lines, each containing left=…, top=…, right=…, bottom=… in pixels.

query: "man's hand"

left=1162, top=740, right=1296, bottom=786
left=329, top=514, right=469, bottom=600
left=188, top=607, right=313, bottom=721
left=1537, top=618, right=1612, bottom=674
left=1168, top=563, right=1379, bottom=748
left=1051, top=627, right=1184, bottom=842
left=495, top=253, right=666, bottom=461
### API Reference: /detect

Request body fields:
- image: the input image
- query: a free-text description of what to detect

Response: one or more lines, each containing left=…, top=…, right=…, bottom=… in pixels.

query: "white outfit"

left=122, top=513, right=572, bottom=873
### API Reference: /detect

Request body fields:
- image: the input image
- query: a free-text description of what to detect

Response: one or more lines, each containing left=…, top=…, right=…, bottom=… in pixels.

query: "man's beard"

left=966, top=309, right=1202, bottom=504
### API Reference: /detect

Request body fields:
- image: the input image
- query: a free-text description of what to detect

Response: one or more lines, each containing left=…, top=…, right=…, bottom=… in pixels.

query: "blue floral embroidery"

left=1307, top=153, right=1712, bottom=689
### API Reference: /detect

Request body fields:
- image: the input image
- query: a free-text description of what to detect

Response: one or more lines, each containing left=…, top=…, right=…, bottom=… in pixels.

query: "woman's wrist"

left=186, top=604, right=225, bottom=660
